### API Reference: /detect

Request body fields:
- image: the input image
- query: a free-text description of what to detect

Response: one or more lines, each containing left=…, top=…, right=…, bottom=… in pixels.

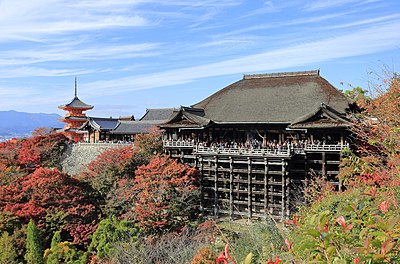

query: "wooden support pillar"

left=229, top=157, right=233, bottom=218
left=199, top=156, right=204, bottom=214
left=264, top=157, right=268, bottom=220
left=281, top=159, right=286, bottom=220
left=214, top=156, right=218, bottom=216
left=322, top=152, right=326, bottom=177
left=285, top=160, right=290, bottom=217
left=247, top=157, right=252, bottom=219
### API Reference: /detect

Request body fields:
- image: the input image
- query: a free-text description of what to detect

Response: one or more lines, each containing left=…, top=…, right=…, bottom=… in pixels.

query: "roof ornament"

left=74, top=77, right=78, bottom=98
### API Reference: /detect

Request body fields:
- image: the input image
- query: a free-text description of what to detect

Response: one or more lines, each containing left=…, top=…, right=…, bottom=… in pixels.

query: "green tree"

left=45, top=231, right=61, bottom=264
left=44, top=231, right=87, bottom=264
left=88, top=217, right=141, bottom=260
left=0, top=232, right=18, bottom=264
left=343, top=86, right=370, bottom=104
left=25, top=220, right=44, bottom=264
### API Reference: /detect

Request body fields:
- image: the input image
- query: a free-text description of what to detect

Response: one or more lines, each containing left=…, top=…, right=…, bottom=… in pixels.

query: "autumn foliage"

left=339, top=73, right=400, bottom=187
left=81, top=145, right=148, bottom=217
left=127, top=155, right=199, bottom=233
left=17, top=134, right=69, bottom=172
left=0, top=167, right=101, bottom=245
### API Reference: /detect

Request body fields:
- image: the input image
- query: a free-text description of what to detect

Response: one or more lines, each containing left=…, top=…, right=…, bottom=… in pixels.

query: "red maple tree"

left=0, top=167, right=101, bottom=245
left=127, top=155, right=199, bottom=233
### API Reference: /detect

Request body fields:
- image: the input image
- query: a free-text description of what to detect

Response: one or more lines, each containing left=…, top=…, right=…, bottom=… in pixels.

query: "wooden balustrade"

left=163, top=140, right=350, bottom=155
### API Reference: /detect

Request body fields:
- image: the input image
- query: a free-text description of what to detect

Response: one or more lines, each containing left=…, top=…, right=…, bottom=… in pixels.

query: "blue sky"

left=0, top=0, right=400, bottom=119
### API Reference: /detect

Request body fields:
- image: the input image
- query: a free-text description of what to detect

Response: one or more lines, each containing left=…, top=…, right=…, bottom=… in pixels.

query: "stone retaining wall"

left=61, top=143, right=130, bottom=176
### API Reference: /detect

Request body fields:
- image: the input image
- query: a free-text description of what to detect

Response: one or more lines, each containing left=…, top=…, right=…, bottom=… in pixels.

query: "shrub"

left=0, top=232, right=18, bottom=264
left=288, top=187, right=400, bottom=263
left=44, top=231, right=87, bottom=264
left=88, top=217, right=140, bottom=261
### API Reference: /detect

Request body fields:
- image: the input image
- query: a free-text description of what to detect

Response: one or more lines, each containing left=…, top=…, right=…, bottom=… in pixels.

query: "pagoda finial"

left=74, top=77, right=78, bottom=97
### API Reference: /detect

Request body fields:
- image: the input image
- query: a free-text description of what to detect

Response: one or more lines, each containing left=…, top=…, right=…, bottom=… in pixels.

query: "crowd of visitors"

left=168, top=137, right=340, bottom=151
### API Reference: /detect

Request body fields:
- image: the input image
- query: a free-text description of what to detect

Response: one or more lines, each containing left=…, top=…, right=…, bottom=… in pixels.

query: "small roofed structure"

left=79, top=108, right=176, bottom=143
left=80, top=117, right=120, bottom=142
left=58, top=78, right=93, bottom=142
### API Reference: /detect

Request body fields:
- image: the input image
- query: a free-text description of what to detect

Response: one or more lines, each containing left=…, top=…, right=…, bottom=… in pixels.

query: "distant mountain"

left=0, top=110, right=62, bottom=137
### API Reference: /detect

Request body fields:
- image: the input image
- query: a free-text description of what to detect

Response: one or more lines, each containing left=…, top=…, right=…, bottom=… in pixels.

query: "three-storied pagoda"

left=160, top=70, right=356, bottom=219
left=58, top=78, right=93, bottom=142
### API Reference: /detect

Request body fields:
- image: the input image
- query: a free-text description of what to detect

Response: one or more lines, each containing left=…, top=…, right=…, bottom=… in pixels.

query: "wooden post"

left=248, top=157, right=252, bottom=219
left=322, top=152, right=326, bottom=177
left=285, top=160, right=290, bottom=217
left=214, top=156, right=218, bottom=216
left=281, top=159, right=286, bottom=220
left=229, top=156, right=233, bottom=218
left=198, top=156, right=204, bottom=214
left=264, top=157, right=268, bottom=220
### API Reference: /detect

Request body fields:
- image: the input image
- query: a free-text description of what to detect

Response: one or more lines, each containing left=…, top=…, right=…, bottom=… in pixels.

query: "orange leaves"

left=85, top=145, right=136, bottom=177
left=266, top=256, right=282, bottom=264
left=0, top=167, right=101, bottom=244
left=379, top=199, right=390, bottom=213
left=284, top=237, right=294, bottom=252
left=284, top=216, right=299, bottom=226
left=336, top=216, right=353, bottom=233
left=16, top=134, right=68, bottom=172
left=216, top=244, right=236, bottom=264
left=129, top=155, right=198, bottom=233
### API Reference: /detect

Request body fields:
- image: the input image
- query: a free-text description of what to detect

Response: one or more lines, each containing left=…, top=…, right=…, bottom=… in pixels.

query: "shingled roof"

left=58, top=97, right=94, bottom=110
left=110, top=120, right=160, bottom=134
left=191, top=70, right=351, bottom=124
left=140, top=108, right=176, bottom=121
left=80, top=117, right=119, bottom=131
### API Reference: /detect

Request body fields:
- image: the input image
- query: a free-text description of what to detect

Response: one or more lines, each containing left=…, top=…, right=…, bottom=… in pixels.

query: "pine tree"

left=0, top=232, right=18, bottom=264
left=25, top=220, right=44, bottom=264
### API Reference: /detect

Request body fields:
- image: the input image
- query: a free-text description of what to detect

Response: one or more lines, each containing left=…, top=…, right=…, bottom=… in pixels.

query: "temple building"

left=80, top=108, right=175, bottom=143
left=58, top=78, right=93, bottom=142
left=160, top=70, right=356, bottom=219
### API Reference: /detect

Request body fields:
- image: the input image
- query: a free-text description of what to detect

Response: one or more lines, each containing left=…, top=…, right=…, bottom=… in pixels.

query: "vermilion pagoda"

left=58, top=78, right=93, bottom=142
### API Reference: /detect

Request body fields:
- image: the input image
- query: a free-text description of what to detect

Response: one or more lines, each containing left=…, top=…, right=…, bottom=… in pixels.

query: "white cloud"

left=0, top=0, right=149, bottom=42
left=304, top=0, right=381, bottom=11
left=0, top=43, right=161, bottom=66
left=83, top=20, right=400, bottom=95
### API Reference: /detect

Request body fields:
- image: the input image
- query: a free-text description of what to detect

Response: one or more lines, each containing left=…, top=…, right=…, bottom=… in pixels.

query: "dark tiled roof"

left=63, top=116, right=88, bottom=121
left=140, top=108, right=176, bottom=121
left=160, top=107, right=212, bottom=128
left=289, top=103, right=351, bottom=129
left=59, top=97, right=94, bottom=110
left=192, top=70, right=351, bottom=123
left=81, top=117, right=119, bottom=131
left=111, top=120, right=160, bottom=134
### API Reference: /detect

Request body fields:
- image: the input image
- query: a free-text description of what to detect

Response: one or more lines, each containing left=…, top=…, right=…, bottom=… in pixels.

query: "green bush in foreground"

left=287, top=187, right=400, bottom=263
left=0, top=232, right=18, bottom=264
left=88, top=217, right=141, bottom=261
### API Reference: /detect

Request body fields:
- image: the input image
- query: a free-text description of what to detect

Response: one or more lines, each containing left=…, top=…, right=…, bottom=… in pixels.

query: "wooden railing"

left=162, top=140, right=194, bottom=148
left=304, top=144, right=349, bottom=152
left=194, top=146, right=291, bottom=156
left=75, top=142, right=132, bottom=147
left=163, top=140, right=350, bottom=155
